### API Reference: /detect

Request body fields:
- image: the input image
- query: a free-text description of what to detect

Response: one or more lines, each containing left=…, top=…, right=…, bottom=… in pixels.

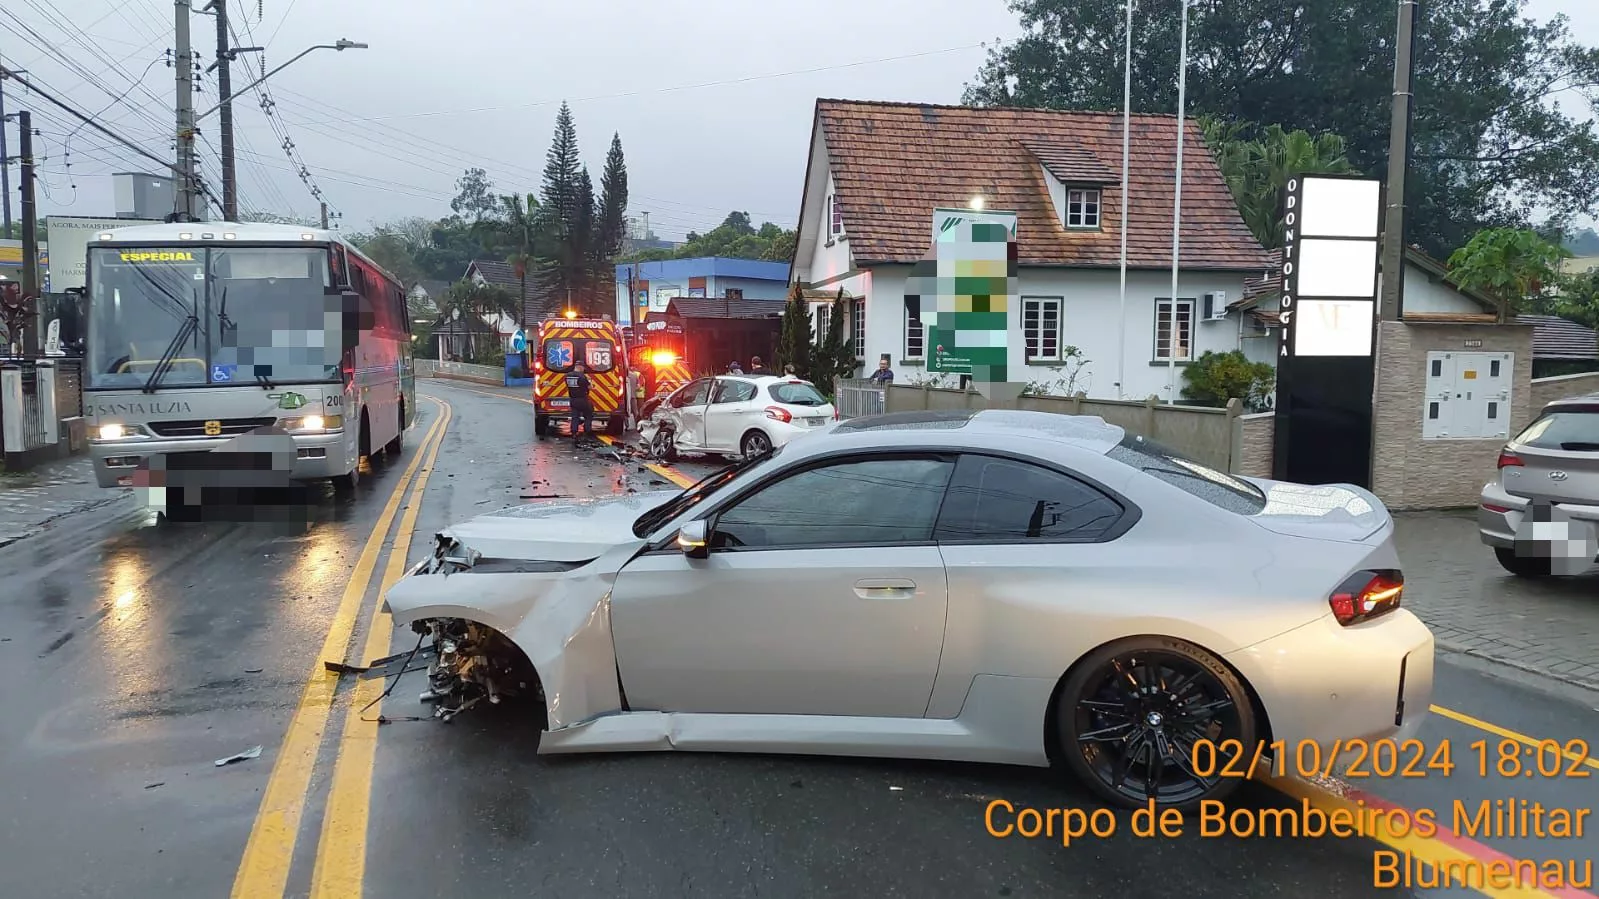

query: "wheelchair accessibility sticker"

left=211, top=364, right=236, bottom=382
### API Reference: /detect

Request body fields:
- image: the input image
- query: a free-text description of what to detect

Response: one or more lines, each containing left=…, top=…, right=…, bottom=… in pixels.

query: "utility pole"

left=320, top=201, right=328, bottom=229
left=174, top=0, right=199, bottom=221
left=0, top=68, right=12, bottom=239
left=210, top=0, right=237, bottom=221
left=19, top=109, right=39, bottom=353
left=1377, top=0, right=1420, bottom=322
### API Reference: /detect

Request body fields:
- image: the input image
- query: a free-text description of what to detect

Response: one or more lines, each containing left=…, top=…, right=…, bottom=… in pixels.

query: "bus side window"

left=393, top=285, right=408, bottom=336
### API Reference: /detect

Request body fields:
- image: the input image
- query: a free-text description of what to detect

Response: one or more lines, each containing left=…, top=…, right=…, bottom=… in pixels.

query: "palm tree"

left=1202, top=121, right=1355, bottom=249
left=476, top=193, right=545, bottom=326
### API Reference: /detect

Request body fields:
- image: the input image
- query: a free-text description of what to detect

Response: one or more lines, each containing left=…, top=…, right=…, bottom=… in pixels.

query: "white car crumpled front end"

left=382, top=491, right=675, bottom=728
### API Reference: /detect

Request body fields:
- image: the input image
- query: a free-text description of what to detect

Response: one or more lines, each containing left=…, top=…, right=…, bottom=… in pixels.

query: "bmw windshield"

left=86, top=246, right=340, bottom=390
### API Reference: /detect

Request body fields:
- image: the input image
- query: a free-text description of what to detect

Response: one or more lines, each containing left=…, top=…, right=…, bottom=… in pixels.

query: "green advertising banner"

left=906, top=208, right=1019, bottom=383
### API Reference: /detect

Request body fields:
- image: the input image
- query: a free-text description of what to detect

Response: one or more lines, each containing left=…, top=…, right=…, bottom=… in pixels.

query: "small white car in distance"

left=647, top=375, right=836, bottom=460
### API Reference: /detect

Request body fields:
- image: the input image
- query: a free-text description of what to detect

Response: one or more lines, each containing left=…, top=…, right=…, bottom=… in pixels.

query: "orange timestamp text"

left=1191, top=737, right=1592, bottom=781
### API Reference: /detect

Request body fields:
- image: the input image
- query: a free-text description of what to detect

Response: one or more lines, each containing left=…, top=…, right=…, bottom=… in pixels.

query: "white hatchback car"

left=647, top=375, right=836, bottom=459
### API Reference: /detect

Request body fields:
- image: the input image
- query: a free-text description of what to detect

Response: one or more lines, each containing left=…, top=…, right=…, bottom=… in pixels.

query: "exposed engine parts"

left=412, top=617, right=539, bottom=723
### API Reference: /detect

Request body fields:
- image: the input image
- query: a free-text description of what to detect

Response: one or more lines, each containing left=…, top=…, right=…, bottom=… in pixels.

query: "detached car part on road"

left=1479, top=392, right=1599, bottom=578
left=383, top=408, right=1435, bottom=810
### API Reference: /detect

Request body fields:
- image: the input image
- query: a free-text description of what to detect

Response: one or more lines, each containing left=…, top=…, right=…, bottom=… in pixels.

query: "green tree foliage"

left=1446, top=227, right=1570, bottom=320
left=450, top=168, right=499, bottom=222
left=774, top=286, right=814, bottom=380
left=1180, top=351, right=1276, bottom=411
left=1201, top=120, right=1355, bottom=249
left=623, top=212, right=797, bottom=263
left=810, top=292, right=855, bottom=387
left=348, top=107, right=629, bottom=320
left=964, top=0, right=1599, bottom=257
left=1551, top=267, right=1599, bottom=331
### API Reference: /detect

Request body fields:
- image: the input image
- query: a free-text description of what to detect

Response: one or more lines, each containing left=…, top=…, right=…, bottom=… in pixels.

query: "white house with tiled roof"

left=790, top=99, right=1279, bottom=401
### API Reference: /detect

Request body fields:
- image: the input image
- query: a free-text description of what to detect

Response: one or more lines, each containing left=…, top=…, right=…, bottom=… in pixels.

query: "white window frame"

left=814, top=302, right=831, bottom=342
left=1065, top=188, right=1101, bottom=229
left=1154, top=298, right=1196, bottom=362
left=1022, top=296, right=1064, bottom=362
left=904, top=306, right=925, bottom=361
left=828, top=194, right=844, bottom=236
left=851, top=297, right=866, bottom=362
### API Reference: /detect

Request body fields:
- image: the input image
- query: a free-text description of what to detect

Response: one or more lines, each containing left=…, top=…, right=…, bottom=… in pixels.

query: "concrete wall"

left=880, top=383, right=1253, bottom=473
left=1371, top=321, right=1534, bottom=510
left=1235, top=412, right=1275, bottom=479
left=1530, top=371, right=1599, bottom=410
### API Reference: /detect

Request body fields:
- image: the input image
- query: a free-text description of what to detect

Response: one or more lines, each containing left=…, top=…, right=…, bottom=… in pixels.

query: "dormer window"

left=1065, top=188, right=1101, bottom=229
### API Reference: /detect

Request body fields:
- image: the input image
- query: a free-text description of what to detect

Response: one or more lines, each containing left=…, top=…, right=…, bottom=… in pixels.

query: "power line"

left=0, top=66, right=179, bottom=175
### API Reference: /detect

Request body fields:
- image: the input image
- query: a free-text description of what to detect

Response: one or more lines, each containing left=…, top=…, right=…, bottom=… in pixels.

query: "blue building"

left=613, top=257, right=790, bottom=326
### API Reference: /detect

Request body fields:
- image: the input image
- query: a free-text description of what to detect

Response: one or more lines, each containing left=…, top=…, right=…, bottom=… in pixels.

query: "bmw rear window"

left=1106, top=434, right=1267, bottom=515
left=768, top=382, right=827, bottom=406
left=1514, top=406, right=1599, bottom=451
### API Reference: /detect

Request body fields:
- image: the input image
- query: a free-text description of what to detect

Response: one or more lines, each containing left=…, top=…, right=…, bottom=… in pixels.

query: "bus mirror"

left=341, top=289, right=372, bottom=348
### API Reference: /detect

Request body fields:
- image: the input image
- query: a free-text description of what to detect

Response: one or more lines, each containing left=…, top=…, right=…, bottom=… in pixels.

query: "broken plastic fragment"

left=214, top=745, right=263, bottom=767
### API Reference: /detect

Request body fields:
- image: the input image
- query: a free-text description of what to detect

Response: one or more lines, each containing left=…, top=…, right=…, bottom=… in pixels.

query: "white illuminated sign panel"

left=1279, top=175, right=1382, bottom=358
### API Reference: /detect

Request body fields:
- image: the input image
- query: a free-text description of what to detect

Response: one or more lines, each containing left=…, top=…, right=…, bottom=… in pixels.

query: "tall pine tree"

left=593, top=133, right=629, bottom=311
left=775, top=285, right=813, bottom=380
left=538, top=102, right=584, bottom=313
left=572, top=166, right=597, bottom=314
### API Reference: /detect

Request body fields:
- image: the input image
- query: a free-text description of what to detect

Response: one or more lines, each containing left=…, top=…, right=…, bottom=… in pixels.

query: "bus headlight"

left=98, top=423, right=126, bottom=440
left=281, top=414, right=341, bottom=433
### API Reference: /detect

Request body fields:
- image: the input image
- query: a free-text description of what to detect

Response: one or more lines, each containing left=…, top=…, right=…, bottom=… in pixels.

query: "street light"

left=195, top=39, right=368, bottom=121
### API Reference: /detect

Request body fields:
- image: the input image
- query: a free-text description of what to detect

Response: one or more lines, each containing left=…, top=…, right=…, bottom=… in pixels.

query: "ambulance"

left=632, top=317, right=693, bottom=419
left=533, top=312, right=627, bottom=438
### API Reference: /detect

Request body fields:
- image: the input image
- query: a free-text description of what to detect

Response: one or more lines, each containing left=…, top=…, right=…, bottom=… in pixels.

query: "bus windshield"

left=87, top=246, right=339, bottom=390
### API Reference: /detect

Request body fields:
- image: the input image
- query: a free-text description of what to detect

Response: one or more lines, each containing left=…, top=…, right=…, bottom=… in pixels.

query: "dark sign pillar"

left=1272, top=174, right=1385, bottom=488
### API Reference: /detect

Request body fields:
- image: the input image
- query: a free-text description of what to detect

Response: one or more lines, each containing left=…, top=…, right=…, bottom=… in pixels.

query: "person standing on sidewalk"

left=567, top=361, right=596, bottom=441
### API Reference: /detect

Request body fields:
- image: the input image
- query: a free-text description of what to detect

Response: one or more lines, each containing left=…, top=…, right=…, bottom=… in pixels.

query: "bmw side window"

left=711, top=457, right=954, bottom=549
left=934, top=455, right=1125, bottom=542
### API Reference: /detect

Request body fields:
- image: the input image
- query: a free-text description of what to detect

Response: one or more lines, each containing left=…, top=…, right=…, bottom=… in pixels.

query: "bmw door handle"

left=854, top=579, right=916, bottom=599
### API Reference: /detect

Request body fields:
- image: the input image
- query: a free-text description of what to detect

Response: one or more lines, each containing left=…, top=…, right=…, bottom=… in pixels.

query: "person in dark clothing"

left=867, top=357, right=895, bottom=384
left=748, top=356, right=767, bottom=375
left=567, top=361, right=595, bottom=440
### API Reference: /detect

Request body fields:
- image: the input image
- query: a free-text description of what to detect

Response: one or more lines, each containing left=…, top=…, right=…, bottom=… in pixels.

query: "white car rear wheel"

left=740, top=429, right=772, bottom=458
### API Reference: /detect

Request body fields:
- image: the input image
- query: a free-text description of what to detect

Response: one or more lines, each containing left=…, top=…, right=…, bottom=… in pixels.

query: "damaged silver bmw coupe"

left=382, top=408, right=1435, bottom=809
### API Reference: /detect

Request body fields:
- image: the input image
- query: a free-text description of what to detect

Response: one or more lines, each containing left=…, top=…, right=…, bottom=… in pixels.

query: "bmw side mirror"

left=677, top=519, right=709, bottom=559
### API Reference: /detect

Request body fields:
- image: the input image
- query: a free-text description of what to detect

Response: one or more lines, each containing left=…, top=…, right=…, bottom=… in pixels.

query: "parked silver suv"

left=1479, top=393, right=1599, bottom=577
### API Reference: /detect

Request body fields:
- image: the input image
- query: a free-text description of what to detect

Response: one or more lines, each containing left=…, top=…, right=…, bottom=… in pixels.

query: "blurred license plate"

left=804, top=417, right=825, bottom=427
left=548, top=399, right=569, bottom=408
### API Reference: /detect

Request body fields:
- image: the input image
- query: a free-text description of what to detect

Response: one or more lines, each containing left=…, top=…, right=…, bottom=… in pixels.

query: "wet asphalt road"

left=1, top=378, right=1596, bottom=899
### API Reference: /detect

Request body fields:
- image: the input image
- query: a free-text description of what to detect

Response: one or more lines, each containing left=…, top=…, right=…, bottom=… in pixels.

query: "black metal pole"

left=19, top=109, right=39, bottom=353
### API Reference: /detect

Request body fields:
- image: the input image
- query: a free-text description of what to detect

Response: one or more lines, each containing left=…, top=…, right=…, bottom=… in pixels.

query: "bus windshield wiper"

left=255, top=372, right=275, bottom=390
left=142, top=315, right=199, bottom=394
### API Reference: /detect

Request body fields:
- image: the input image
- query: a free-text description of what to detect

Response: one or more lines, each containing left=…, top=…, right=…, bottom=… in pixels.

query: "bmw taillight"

left=1496, top=449, right=1523, bottom=468
left=1328, top=570, right=1403, bottom=626
left=764, top=406, right=792, bottom=423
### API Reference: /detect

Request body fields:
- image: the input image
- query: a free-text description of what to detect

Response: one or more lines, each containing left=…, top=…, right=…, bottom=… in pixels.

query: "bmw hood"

left=436, top=490, right=681, bottom=562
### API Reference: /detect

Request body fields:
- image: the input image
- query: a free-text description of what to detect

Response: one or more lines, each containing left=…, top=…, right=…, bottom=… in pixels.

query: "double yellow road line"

left=230, top=395, right=452, bottom=899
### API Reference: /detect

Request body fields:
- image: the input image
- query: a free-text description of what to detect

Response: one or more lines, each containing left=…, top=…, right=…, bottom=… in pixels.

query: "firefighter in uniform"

left=567, top=360, right=596, bottom=441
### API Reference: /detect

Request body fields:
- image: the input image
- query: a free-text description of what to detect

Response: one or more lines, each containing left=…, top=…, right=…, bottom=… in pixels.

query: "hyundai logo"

left=1548, top=471, right=1569, bottom=481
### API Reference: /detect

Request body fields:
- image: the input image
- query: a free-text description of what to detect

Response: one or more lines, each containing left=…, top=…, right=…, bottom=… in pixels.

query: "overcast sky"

left=4, top=0, right=1594, bottom=239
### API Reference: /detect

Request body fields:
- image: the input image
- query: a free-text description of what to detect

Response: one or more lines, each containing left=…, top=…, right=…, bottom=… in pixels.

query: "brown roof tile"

left=668, top=296, right=787, bottom=319
left=1021, top=142, right=1121, bottom=184
left=815, top=99, right=1271, bottom=271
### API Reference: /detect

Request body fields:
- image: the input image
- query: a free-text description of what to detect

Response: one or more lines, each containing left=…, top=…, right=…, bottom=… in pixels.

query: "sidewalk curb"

left=1434, top=635, right=1599, bottom=694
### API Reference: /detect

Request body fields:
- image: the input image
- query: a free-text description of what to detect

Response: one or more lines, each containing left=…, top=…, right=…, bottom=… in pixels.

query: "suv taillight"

left=764, top=406, right=792, bottom=423
left=1329, top=570, right=1403, bottom=626
left=1497, top=449, right=1523, bottom=468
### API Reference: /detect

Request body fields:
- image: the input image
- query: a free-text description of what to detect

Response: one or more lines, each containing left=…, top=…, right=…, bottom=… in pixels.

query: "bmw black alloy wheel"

left=1067, top=645, right=1253, bottom=808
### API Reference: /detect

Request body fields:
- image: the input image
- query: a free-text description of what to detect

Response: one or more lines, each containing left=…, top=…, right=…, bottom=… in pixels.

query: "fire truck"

left=631, top=318, right=693, bottom=418
left=533, top=312, right=628, bottom=438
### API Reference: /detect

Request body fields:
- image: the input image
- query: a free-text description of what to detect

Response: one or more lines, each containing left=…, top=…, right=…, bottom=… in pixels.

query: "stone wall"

left=1371, top=320, right=1535, bottom=510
